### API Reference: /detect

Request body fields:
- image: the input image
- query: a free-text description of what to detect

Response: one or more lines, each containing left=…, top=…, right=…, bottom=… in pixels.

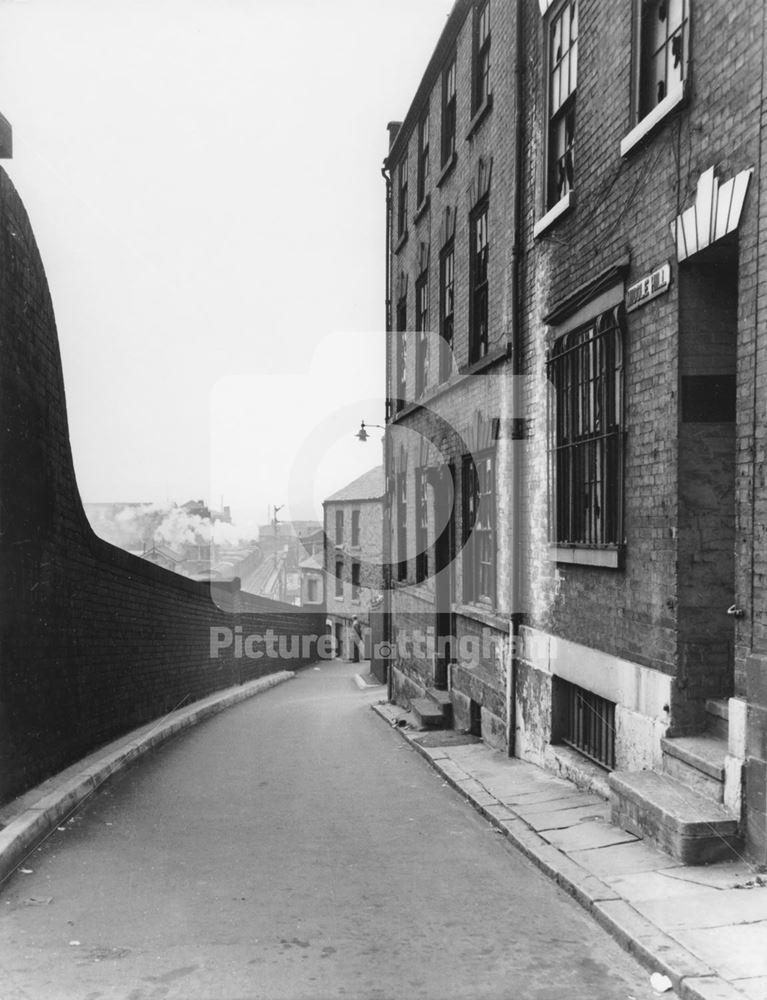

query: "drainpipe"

left=507, top=0, right=525, bottom=758
left=382, top=154, right=394, bottom=700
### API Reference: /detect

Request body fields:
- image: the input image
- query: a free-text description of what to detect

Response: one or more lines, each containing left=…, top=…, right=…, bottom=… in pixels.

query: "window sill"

left=620, top=88, right=686, bottom=158
left=466, top=94, right=493, bottom=141
left=389, top=347, right=509, bottom=422
left=551, top=545, right=621, bottom=569
left=453, top=602, right=508, bottom=633
left=413, top=195, right=430, bottom=225
left=394, top=229, right=409, bottom=255
left=533, top=190, right=575, bottom=239
left=437, top=151, right=458, bottom=188
left=460, top=344, right=508, bottom=376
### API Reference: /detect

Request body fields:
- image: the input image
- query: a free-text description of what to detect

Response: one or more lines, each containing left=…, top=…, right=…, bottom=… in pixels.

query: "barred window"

left=416, top=467, right=429, bottom=583
left=439, top=240, right=455, bottom=381
left=462, top=451, right=495, bottom=603
left=415, top=272, right=430, bottom=397
left=548, top=307, right=624, bottom=549
left=470, top=201, right=489, bottom=363
left=547, top=1, right=578, bottom=209
left=417, top=113, right=430, bottom=206
left=441, top=58, right=457, bottom=166
left=473, top=0, right=491, bottom=114
left=640, top=0, right=689, bottom=117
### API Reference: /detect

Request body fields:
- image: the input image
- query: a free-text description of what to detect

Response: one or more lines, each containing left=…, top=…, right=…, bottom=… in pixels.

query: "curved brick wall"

left=0, top=167, right=322, bottom=805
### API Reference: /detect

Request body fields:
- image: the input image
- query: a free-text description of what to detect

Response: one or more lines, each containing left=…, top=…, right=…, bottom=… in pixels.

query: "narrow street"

left=0, top=662, right=670, bottom=1000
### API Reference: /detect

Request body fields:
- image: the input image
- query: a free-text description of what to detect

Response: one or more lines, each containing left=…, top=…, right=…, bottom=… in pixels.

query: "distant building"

left=299, top=553, right=325, bottom=611
left=323, top=467, right=385, bottom=662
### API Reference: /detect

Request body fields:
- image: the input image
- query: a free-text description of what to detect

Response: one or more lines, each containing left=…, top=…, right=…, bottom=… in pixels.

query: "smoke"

left=89, top=502, right=256, bottom=552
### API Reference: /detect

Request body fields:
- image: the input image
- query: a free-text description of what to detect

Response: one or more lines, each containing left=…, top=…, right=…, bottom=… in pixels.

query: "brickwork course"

left=383, top=0, right=767, bottom=864
left=0, top=166, right=323, bottom=808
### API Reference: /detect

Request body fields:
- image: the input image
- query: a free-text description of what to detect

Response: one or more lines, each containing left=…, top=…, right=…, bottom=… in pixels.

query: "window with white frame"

left=473, top=0, right=491, bottom=115
left=470, top=200, right=489, bottom=363
left=547, top=307, right=624, bottom=553
left=415, top=271, right=430, bottom=397
left=417, top=113, right=430, bottom=207
left=439, top=239, right=455, bottom=381
left=547, top=1, right=578, bottom=211
left=441, top=57, right=457, bottom=167
left=462, top=451, right=495, bottom=603
left=639, top=0, right=689, bottom=118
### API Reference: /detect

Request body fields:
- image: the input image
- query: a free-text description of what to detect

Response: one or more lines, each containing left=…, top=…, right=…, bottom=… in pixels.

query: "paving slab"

left=669, top=923, right=767, bottom=980
left=682, top=977, right=762, bottom=1000
left=633, top=888, right=767, bottom=930
left=520, top=802, right=612, bottom=832
left=731, top=976, right=767, bottom=1000
left=509, top=790, right=606, bottom=811
left=570, top=839, right=680, bottom=878
left=543, top=819, right=639, bottom=852
left=661, top=862, right=760, bottom=890
left=604, top=870, right=719, bottom=903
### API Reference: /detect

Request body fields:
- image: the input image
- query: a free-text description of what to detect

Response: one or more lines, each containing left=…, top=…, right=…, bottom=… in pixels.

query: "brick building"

left=323, top=467, right=385, bottom=661
left=383, top=0, right=767, bottom=864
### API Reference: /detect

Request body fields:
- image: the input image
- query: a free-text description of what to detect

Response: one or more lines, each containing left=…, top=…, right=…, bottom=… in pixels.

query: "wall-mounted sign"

left=626, top=263, right=671, bottom=312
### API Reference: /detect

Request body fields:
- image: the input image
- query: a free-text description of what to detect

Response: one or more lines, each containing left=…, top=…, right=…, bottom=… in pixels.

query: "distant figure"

left=352, top=616, right=363, bottom=663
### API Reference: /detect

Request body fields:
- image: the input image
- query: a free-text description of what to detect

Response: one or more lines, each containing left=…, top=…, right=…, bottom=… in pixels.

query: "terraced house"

left=383, top=0, right=767, bottom=865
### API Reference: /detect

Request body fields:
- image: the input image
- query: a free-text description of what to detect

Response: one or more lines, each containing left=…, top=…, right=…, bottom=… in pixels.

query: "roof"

left=299, top=554, right=324, bottom=571
left=325, top=466, right=385, bottom=504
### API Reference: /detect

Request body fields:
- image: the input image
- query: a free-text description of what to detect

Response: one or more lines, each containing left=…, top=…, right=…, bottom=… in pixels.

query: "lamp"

left=356, top=420, right=385, bottom=442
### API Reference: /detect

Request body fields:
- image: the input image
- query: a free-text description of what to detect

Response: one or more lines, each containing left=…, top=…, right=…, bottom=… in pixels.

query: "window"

left=473, top=1, right=491, bottom=114
left=415, top=271, right=430, bottom=397
left=335, top=509, right=344, bottom=544
left=395, top=294, right=407, bottom=412
left=351, top=561, right=361, bottom=600
left=417, top=113, right=430, bottom=207
left=441, top=58, right=457, bottom=167
left=351, top=509, right=360, bottom=547
left=547, top=1, right=578, bottom=210
left=462, top=452, right=495, bottom=603
left=397, top=153, right=408, bottom=239
left=335, top=560, right=343, bottom=599
left=469, top=201, right=489, bottom=363
left=439, top=240, right=455, bottom=381
left=307, top=578, right=319, bottom=603
left=556, top=679, right=616, bottom=770
left=640, top=0, right=689, bottom=117
left=547, top=307, right=624, bottom=552
left=396, top=471, right=408, bottom=581
left=416, top=467, right=429, bottom=583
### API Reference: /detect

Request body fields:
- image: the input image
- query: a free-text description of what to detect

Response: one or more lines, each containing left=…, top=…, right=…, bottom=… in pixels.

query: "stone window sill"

left=534, top=190, right=575, bottom=239
left=437, top=151, right=458, bottom=188
left=620, top=88, right=686, bottom=158
left=466, top=94, right=493, bottom=141
left=551, top=545, right=621, bottom=569
left=453, top=602, right=509, bottom=633
left=394, top=229, right=408, bottom=255
left=413, top=196, right=430, bottom=225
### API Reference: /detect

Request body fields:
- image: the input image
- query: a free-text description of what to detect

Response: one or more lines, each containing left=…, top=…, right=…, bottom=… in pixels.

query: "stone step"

left=609, top=769, right=740, bottom=865
left=411, top=697, right=447, bottom=729
left=661, top=734, right=727, bottom=803
left=426, top=687, right=453, bottom=725
left=705, top=698, right=729, bottom=740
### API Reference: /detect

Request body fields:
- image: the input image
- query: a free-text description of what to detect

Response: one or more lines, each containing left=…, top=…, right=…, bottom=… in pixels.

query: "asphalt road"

left=0, top=661, right=671, bottom=1000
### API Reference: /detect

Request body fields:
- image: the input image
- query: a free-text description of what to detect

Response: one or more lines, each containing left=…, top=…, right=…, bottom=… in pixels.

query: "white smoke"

left=89, top=502, right=256, bottom=553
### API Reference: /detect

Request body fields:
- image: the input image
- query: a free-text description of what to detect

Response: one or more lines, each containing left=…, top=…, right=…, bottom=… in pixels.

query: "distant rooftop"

left=325, top=466, right=385, bottom=503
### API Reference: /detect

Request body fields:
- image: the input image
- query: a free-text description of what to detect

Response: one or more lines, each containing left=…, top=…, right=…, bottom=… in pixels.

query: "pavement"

left=372, top=700, right=767, bottom=1000
left=0, top=664, right=764, bottom=999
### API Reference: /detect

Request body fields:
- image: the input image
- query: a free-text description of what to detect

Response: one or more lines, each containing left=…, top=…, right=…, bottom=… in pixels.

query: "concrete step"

left=609, top=769, right=740, bottom=865
left=426, top=687, right=453, bottom=726
left=661, top=734, right=727, bottom=803
left=705, top=698, right=729, bottom=740
left=411, top=697, right=447, bottom=729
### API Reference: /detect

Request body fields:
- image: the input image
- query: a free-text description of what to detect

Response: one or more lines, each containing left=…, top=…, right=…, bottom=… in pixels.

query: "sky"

left=0, top=0, right=452, bottom=529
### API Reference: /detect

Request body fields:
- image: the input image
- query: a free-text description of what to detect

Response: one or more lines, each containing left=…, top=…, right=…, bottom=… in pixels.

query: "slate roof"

left=325, top=466, right=385, bottom=503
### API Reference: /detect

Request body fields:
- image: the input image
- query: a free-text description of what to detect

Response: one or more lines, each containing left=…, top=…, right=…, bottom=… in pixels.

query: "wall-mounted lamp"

left=356, top=420, right=385, bottom=442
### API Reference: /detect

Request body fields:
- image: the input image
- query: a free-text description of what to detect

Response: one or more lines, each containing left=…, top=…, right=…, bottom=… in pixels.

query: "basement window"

left=555, top=678, right=616, bottom=770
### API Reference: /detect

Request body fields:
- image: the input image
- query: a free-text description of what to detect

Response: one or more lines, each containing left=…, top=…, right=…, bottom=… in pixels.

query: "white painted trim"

left=533, top=190, right=575, bottom=239
left=620, top=88, right=685, bottom=157
left=517, top=625, right=672, bottom=720
left=550, top=545, right=619, bottom=568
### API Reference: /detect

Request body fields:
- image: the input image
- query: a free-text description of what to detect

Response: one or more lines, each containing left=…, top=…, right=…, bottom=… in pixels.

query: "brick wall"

left=0, top=167, right=324, bottom=806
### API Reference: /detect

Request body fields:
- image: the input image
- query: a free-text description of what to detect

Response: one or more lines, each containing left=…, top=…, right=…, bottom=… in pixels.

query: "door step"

left=411, top=688, right=453, bottom=729
left=661, top=734, right=727, bottom=803
left=705, top=698, right=729, bottom=740
left=609, top=769, right=740, bottom=865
